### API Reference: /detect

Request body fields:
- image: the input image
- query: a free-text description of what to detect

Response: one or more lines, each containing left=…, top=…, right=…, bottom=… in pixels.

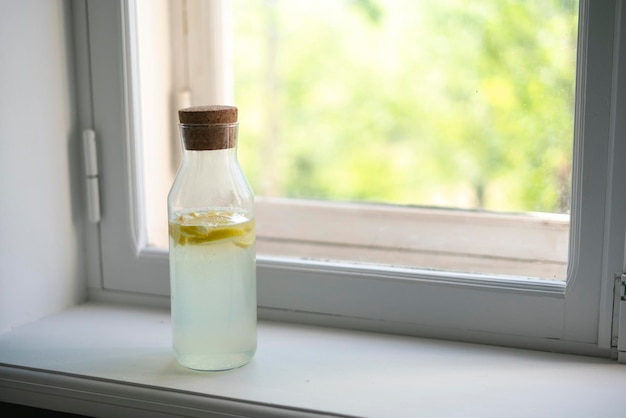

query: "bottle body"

left=168, top=206, right=256, bottom=370
left=168, top=117, right=256, bottom=371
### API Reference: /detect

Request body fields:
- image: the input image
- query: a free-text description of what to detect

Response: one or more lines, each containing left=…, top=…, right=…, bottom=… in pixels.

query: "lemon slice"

left=169, top=210, right=254, bottom=247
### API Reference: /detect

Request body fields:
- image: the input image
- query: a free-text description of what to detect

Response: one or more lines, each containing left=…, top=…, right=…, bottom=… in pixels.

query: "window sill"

left=0, top=302, right=623, bottom=418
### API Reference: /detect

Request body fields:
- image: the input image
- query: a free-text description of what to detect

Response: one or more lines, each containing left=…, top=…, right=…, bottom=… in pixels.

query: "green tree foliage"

left=232, top=0, right=578, bottom=214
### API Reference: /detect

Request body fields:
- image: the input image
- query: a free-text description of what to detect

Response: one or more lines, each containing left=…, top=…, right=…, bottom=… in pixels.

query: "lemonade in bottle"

left=168, top=106, right=256, bottom=371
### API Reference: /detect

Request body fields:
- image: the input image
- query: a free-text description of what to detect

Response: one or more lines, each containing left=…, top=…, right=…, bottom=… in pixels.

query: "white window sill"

left=0, top=302, right=623, bottom=418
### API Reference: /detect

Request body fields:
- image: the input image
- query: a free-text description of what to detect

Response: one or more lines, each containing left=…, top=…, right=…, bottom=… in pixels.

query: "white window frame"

left=78, top=0, right=626, bottom=356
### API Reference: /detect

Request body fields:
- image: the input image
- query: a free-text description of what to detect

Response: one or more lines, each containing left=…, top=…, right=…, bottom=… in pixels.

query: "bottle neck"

left=180, top=146, right=239, bottom=170
left=178, top=121, right=240, bottom=173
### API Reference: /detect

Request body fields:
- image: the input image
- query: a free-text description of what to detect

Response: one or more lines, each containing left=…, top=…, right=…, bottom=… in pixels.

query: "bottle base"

left=175, top=350, right=255, bottom=372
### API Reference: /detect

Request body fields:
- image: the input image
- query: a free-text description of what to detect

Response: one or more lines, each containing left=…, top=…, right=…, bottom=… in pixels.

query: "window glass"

left=137, top=0, right=578, bottom=279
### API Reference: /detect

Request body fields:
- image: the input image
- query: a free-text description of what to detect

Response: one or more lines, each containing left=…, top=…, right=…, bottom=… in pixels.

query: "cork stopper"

left=178, top=105, right=238, bottom=125
left=178, top=105, right=238, bottom=150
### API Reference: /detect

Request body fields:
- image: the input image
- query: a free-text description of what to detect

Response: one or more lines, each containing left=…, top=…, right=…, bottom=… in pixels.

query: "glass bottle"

left=167, top=105, right=256, bottom=371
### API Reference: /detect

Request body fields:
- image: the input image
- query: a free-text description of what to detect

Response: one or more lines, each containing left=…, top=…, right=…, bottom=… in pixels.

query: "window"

left=80, top=0, right=626, bottom=355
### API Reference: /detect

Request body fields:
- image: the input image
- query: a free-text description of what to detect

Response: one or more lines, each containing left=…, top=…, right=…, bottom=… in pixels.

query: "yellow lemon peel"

left=169, top=210, right=255, bottom=248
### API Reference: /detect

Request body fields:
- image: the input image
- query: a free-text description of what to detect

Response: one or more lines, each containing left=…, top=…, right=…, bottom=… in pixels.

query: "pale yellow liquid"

left=169, top=208, right=256, bottom=371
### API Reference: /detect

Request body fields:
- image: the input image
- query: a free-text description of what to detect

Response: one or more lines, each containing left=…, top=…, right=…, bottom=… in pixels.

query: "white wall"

left=0, top=0, right=85, bottom=333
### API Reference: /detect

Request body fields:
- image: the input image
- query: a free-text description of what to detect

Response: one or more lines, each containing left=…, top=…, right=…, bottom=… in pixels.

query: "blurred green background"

left=232, top=0, right=578, bottom=214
